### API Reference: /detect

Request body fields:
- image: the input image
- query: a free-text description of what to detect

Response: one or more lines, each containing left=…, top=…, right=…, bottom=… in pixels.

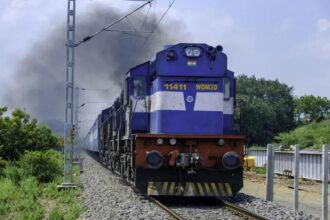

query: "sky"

left=0, top=0, right=330, bottom=133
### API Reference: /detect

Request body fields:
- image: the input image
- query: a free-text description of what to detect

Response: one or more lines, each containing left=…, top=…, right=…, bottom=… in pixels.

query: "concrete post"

left=266, top=144, right=274, bottom=201
left=294, top=144, right=300, bottom=211
left=322, top=144, right=328, bottom=220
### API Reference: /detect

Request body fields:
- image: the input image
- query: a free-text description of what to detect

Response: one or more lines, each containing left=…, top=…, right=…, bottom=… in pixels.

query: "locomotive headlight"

left=146, top=151, right=164, bottom=169
left=222, top=151, right=240, bottom=170
left=184, top=47, right=202, bottom=57
left=156, top=138, right=164, bottom=145
left=169, top=138, right=177, bottom=145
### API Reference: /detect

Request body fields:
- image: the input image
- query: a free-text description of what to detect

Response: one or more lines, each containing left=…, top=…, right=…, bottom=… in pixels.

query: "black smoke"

left=4, top=4, right=184, bottom=134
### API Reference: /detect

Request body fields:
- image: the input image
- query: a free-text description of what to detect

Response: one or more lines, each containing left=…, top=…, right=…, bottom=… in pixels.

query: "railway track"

left=219, top=200, right=269, bottom=220
left=147, top=196, right=269, bottom=220
left=82, top=151, right=317, bottom=220
left=89, top=151, right=268, bottom=220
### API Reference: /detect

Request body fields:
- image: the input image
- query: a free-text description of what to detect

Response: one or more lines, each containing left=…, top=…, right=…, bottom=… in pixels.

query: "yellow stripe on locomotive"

left=147, top=181, right=233, bottom=197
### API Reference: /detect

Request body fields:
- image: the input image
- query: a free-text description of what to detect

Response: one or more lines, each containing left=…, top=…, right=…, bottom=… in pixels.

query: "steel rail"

left=146, top=196, right=184, bottom=220
left=220, top=200, right=269, bottom=220
left=112, top=171, right=183, bottom=220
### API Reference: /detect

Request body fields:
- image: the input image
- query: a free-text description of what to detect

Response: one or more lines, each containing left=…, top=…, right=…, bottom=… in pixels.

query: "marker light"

left=184, top=47, right=202, bottom=57
left=156, top=138, right=164, bottom=145
left=169, top=138, right=177, bottom=145
left=218, top=139, right=225, bottom=146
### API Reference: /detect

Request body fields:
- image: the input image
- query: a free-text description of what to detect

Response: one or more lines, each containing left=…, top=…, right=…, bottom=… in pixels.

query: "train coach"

left=85, top=43, right=244, bottom=197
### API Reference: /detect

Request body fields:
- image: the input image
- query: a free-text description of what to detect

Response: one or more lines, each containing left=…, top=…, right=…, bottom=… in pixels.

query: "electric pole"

left=58, top=0, right=76, bottom=190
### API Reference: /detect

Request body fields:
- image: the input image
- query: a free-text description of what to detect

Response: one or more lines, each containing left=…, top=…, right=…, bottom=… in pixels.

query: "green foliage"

left=235, top=75, right=295, bottom=145
left=0, top=107, right=58, bottom=160
left=255, top=167, right=266, bottom=175
left=49, top=207, right=65, bottom=220
left=0, top=157, right=7, bottom=177
left=65, top=202, right=82, bottom=220
left=276, top=119, right=330, bottom=149
left=42, top=177, right=82, bottom=220
left=20, top=176, right=41, bottom=199
left=0, top=177, right=43, bottom=220
left=0, top=151, right=81, bottom=220
left=4, top=165, right=23, bottom=185
left=19, top=150, right=62, bottom=183
left=295, top=95, right=330, bottom=124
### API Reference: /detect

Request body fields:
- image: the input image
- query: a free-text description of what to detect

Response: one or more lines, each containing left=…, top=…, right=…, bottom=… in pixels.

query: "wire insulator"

left=83, top=36, right=92, bottom=42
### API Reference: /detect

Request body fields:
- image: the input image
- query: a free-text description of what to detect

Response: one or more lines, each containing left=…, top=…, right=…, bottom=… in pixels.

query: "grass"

left=0, top=151, right=82, bottom=220
left=255, top=167, right=266, bottom=175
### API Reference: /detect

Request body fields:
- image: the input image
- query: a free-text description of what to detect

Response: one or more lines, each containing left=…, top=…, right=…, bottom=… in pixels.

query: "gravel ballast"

left=79, top=152, right=171, bottom=220
left=224, top=194, right=318, bottom=220
left=166, top=194, right=318, bottom=220
left=171, top=205, right=248, bottom=220
left=79, top=152, right=319, bottom=220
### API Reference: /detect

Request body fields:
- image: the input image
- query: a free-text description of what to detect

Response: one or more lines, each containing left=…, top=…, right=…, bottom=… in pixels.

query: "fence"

left=248, top=149, right=330, bottom=181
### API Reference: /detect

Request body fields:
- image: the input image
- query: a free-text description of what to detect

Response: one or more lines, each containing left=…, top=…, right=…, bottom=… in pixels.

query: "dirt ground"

left=241, top=171, right=329, bottom=219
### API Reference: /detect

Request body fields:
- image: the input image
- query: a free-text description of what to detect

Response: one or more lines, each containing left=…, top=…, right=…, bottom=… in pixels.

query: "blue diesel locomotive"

left=85, top=43, right=244, bottom=197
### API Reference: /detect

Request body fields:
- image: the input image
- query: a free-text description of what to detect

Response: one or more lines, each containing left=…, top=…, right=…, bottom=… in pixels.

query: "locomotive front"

left=127, top=43, right=244, bottom=197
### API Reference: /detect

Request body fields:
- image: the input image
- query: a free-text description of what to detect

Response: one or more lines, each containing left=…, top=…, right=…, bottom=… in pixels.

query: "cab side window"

left=133, top=76, right=146, bottom=98
left=224, top=78, right=230, bottom=100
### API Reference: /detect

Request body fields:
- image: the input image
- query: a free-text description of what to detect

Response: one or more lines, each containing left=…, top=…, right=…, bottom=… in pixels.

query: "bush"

left=0, top=157, right=7, bottom=177
left=19, top=150, right=62, bottom=183
left=0, top=177, right=43, bottom=220
left=0, top=107, right=58, bottom=161
left=276, top=119, right=330, bottom=149
left=0, top=178, right=17, bottom=215
left=0, top=150, right=81, bottom=220
left=4, top=166, right=23, bottom=185
left=20, top=177, right=40, bottom=199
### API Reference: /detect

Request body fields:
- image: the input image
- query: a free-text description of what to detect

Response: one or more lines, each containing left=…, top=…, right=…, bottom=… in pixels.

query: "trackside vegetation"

left=236, top=75, right=330, bottom=149
left=0, top=107, right=82, bottom=220
left=276, top=118, right=330, bottom=150
left=235, top=75, right=295, bottom=145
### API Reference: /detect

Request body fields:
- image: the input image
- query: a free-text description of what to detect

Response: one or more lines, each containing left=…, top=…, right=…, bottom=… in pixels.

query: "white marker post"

left=293, top=144, right=300, bottom=211
left=322, top=144, right=328, bottom=220
left=266, top=144, right=274, bottom=201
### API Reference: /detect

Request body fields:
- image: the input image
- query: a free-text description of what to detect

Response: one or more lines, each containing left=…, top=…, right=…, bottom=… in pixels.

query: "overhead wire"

left=140, top=0, right=176, bottom=49
left=139, top=4, right=152, bottom=31
left=125, top=17, right=138, bottom=32
left=74, top=0, right=154, bottom=46
left=103, top=28, right=152, bottom=39
left=74, top=0, right=176, bottom=51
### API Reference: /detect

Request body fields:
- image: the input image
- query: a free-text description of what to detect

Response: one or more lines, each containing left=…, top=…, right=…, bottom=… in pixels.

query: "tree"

left=235, top=75, right=295, bottom=145
left=0, top=107, right=58, bottom=160
left=294, top=95, right=330, bottom=124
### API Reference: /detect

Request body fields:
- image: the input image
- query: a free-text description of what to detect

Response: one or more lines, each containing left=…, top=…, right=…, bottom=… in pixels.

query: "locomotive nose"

left=222, top=151, right=240, bottom=170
